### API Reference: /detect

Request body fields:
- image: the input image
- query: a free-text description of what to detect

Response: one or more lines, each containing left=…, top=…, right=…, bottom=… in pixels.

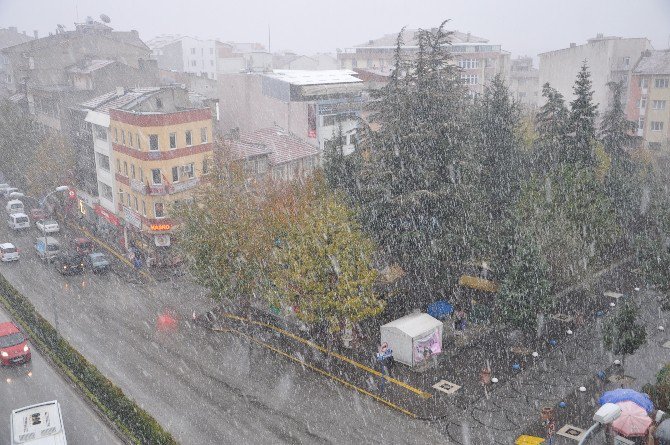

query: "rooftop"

left=634, top=49, right=670, bottom=75
left=0, top=27, right=34, bottom=50
left=79, top=87, right=162, bottom=114
left=235, top=127, right=319, bottom=166
left=67, top=59, right=115, bottom=74
left=353, top=29, right=488, bottom=49
left=263, top=69, right=362, bottom=86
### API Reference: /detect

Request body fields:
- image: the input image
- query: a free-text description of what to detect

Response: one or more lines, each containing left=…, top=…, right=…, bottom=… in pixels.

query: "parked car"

left=0, top=243, right=19, bottom=262
left=7, top=212, right=30, bottom=230
left=0, top=183, right=10, bottom=195
left=30, top=208, right=47, bottom=221
left=36, top=219, right=59, bottom=234
left=0, top=321, right=31, bottom=366
left=5, top=199, right=24, bottom=215
left=86, top=252, right=111, bottom=273
left=2, top=187, right=19, bottom=199
left=34, top=236, right=60, bottom=260
left=54, top=253, right=85, bottom=275
left=73, top=237, right=94, bottom=255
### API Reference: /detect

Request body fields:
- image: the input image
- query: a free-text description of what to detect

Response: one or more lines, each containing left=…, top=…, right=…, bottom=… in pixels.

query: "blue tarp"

left=427, top=300, right=453, bottom=320
left=599, top=388, right=655, bottom=413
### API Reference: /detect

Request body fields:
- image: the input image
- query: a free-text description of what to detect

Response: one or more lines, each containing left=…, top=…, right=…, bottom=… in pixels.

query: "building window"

left=129, top=133, right=134, bottom=148
left=139, top=168, right=144, bottom=182
left=651, top=121, right=664, bottom=131
left=351, top=59, right=357, bottom=68
left=142, top=200, right=146, bottom=216
left=156, top=98, right=163, bottom=109
left=94, top=125, right=107, bottom=141
left=126, top=194, right=131, bottom=207
left=652, top=100, right=667, bottom=110
left=154, top=202, right=165, bottom=218
left=190, top=60, right=197, bottom=67
left=172, top=166, right=179, bottom=182
left=655, top=78, right=669, bottom=88
left=123, top=161, right=128, bottom=176
left=152, top=168, right=162, bottom=184
left=640, top=98, right=647, bottom=109
left=200, top=127, right=207, bottom=143
left=99, top=182, right=113, bottom=201
left=202, top=158, right=210, bottom=175
left=185, top=130, right=192, bottom=146
left=133, top=196, right=138, bottom=211
left=460, top=74, right=478, bottom=85
left=131, top=164, right=136, bottom=179
left=114, top=128, right=118, bottom=143
left=121, top=130, right=126, bottom=145
left=182, top=163, right=194, bottom=179
left=149, top=134, right=159, bottom=151
left=96, top=153, right=110, bottom=171
left=623, top=56, right=630, bottom=68
left=169, top=132, right=177, bottom=149
left=116, top=159, right=121, bottom=173
left=136, top=133, right=141, bottom=150
left=458, top=59, right=478, bottom=69
left=118, top=190, right=123, bottom=206
left=640, top=78, right=648, bottom=88
left=638, top=117, right=645, bottom=130
left=191, top=48, right=196, bottom=55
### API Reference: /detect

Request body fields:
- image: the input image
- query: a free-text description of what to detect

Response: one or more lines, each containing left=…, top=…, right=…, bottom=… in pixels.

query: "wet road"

left=0, top=306, right=122, bottom=444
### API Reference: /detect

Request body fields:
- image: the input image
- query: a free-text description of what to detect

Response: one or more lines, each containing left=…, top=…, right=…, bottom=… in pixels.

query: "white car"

left=36, top=219, right=60, bottom=234
left=0, top=243, right=19, bottom=262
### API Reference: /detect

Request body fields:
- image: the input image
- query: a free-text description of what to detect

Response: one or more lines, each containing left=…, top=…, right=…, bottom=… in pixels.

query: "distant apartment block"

left=539, top=34, right=653, bottom=111
left=147, top=35, right=219, bottom=80
left=0, top=26, right=34, bottom=96
left=218, top=70, right=365, bottom=156
left=627, top=50, right=670, bottom=153
left=338, top=29, right=510, bottom=97
left=509, top=56, right=540, bottom=108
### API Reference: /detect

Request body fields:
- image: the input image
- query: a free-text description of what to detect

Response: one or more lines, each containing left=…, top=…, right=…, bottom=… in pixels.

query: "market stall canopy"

left=427, top=300, right=453, bottom=320
left=599, top=388, right=655, bottom=413
left=611, top=401, right=652, bottom=437
left=380, top=313, right=443, bottom=367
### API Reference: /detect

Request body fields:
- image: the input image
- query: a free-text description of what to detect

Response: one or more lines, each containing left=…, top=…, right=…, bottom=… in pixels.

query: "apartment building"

left=219, top=70, right=365, bottom=156
left=509, top=56, right=540, bottom=108
left=539, top=34, right=653, bottom=111
left=147, top=35, right=220, bottom=80
left=627, top=50, right=670, bottom=153
left=338, top=29, right=510, bottom=97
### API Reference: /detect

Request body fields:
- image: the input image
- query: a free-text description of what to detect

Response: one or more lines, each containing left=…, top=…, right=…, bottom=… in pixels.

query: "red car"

left=0, top=322, right=31, bottom=365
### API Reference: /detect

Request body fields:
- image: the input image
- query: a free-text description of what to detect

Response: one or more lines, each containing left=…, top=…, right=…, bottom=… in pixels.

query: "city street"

left=0, top=221, right=450, bottom=444
left=0, top=305, right=122, bottom=444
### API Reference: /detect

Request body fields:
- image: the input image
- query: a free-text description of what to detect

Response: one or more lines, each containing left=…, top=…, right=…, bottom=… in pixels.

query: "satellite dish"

left=100, top=14, right=111, bottom=24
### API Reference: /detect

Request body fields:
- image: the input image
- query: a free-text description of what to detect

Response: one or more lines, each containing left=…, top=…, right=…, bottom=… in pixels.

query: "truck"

left=34, top=236, right=60, bottom=260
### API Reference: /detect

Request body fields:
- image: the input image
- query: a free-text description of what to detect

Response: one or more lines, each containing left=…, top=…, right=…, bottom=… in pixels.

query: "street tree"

left=567, top=62, right=599, bottom=168
left=603, top=300, right=647, bottom=372
left=533, top=83, right=569, bottom=174
left=24, top=132, right=76, bottom=198
left=0, top=101, right=39, bottom=187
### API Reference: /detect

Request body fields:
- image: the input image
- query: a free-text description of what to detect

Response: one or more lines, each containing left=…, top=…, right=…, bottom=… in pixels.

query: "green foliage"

left=0, top=275, right=176, bottom=444
left=0, top=101, right=39, bottom=188
left=270, top=187, right=384, bottom=331
left=567, top=62, right=599, bottom=168
left=642, top=363, right=670, bottom=412
left=533, top=83, right=569, bottom=173
left=495, top=235, right=553, bottom=331
left=603, top=300, right=647, bottom=360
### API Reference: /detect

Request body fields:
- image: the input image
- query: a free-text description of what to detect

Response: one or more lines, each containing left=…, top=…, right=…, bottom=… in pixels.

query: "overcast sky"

left=1, top=0, right=669, bottom=60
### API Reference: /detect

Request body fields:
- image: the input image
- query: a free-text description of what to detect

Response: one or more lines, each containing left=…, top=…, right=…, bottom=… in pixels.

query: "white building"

left=539, top=34, right=653, bottom=110
left=147, top=35, right=218, bottom=80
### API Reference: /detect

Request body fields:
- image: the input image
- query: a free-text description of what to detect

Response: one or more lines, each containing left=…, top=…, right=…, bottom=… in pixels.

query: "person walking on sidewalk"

left=454, top=306, right=467, bottom=332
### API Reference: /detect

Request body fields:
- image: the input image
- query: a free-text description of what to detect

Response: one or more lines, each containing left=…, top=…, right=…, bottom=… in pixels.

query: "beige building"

left=509, top=56, right=540, bottom=108
left=538, top=34, right=653, bottom=111
left=626, top=50, right=670, bottom=153
left=338, top=29, right=510, bottom=98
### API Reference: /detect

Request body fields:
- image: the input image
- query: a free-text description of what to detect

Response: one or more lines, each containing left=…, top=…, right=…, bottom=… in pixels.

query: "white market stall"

left=380, top=313, right=443, bottom=367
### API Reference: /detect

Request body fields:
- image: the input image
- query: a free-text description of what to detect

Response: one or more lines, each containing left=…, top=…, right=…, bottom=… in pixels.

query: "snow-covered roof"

left=146, top=34, right=185, bottom=49
left=264, top=69, right=362, bottom=86
left=0, top=242, right=15, bottom=249
left=238, top=128, right=319, bottom=165
left=79, top=87, right=161, bottom=114
left=67, top=59, right=115, bottom=74
left=354, top=29, right=488, bottom=49
left=381, top=313, right=442, bottom=338
left=634, top=50, right=670, bottom=75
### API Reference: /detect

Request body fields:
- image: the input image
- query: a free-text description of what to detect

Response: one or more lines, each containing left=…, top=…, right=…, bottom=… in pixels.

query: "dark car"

left=54, top=253, right=85, bottom=275
left=86, top=252, right=111, bottom=273
left=73, top=237, right=94, bottom=255
left=0, top=321, right=31, bottom=366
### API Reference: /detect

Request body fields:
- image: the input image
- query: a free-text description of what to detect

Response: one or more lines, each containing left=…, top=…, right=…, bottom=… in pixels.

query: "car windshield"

left=43, top=220, right=57, bottom=225
left=0, top=332, right=24, bottom=348
left=2, top=247, right=17, bottom=253
left=16, top=217, right=28, bottom=223
left=47, top=244, right=59, bottom=251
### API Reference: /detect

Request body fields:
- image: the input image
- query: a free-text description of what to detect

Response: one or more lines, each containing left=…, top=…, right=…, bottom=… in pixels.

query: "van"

left=11, top=400, right=67, bottom=445
left=34, top=236, right=60, bottom=260
left=8, top=212, right=30, bottom=230
left=6, top=199, right=24, bottom=215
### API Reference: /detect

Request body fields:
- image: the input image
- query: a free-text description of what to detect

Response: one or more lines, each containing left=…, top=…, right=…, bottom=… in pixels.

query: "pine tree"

left=603, top=300, right=647, bottom=372
left=567, top=62, right=599, bottom=167
left=495, top=234, right=553, bottom=332
left=534, top=83, right=569, bottom=173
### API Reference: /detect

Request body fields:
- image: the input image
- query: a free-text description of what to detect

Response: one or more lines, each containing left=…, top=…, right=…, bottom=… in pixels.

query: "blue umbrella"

left=599, top=388, right=655, bottom=413
left=427, top=300, right=453, bottom=320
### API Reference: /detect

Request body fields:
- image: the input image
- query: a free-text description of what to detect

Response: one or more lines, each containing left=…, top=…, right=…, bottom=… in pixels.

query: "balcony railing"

left=169, top=177, right=199, bottom=194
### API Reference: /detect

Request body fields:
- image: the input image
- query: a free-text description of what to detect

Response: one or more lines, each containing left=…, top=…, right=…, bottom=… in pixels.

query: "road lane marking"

left=228, top=327, right=418, bottom=418
left=218, top=312, right=432, bottom=399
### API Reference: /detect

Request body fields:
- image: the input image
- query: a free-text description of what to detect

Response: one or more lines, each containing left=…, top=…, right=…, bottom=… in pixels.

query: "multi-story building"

left=147, top=35, right=220, bottom=80
left=338, top=29, right=510, bottom=97
left=509, top=56, right=540, bottom=108
left=627, top=50, right=670, bottom=153
left=219, top=70, right=365, bottom=155
left=0, top=26, right=34, bottom=97
left=539, top=34, right=653, bottom=111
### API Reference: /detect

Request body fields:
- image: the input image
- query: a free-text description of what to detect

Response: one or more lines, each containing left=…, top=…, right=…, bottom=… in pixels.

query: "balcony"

left=169, top=177, right=199, bottom=194
left=130, top=178, right=147, bottom=195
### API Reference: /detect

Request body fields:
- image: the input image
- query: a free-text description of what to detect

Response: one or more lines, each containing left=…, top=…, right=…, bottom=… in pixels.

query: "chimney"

left=115, top=86, right=125, bottom=96
left=570, top=43, right=576, bottom=48
left=33, top=30, right=38, bottom=39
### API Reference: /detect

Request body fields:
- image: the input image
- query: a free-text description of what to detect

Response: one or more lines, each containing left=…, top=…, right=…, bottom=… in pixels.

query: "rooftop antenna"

left=73, top=0, right=79, bottom=21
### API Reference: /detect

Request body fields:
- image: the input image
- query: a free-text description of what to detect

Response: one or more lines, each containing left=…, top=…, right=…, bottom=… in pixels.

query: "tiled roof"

left=67, top=59, right=115, bottom=74
left=634, top=50, right=670, bottom=75
left=238, top=128, right=319, bottom=165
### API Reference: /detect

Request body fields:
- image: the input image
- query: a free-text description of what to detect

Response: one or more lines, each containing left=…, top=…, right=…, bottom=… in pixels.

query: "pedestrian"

left=454, top=306, right=467, bottom=332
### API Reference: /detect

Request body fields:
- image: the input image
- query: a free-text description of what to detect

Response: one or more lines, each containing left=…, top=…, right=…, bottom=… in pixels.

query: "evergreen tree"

left=495, top=234, right=553, bottom=332
left=534, top=83, right=569, bottom=173
left=603, top=300, right=647, bottom=372
left=567, top=62, right=599, bottom=167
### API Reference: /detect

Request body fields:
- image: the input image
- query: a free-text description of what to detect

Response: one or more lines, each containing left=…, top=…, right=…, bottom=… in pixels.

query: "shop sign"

left=123, top=206, right=142, bottom=229
left=95, top=205, right=122, bottom=227
left=75, top=190, right=99, bottom=208
left=150, top=223, right=172, bottom=231
left=154, top=234, right=171, bottom=247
